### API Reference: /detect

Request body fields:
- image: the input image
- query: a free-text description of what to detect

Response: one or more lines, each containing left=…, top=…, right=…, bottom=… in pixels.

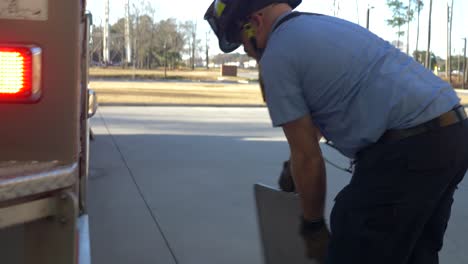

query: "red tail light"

left=0, top=45, right=42, bottom=103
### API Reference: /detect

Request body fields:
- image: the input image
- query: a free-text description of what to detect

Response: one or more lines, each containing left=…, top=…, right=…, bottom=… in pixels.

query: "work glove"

left=278, top=160, right=296, bottom=192
left=300, top=218, right=330, bottom=263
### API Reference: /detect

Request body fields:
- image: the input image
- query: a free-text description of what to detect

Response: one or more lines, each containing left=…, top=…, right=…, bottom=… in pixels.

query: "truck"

left=0, top=1, right=96, bottom=263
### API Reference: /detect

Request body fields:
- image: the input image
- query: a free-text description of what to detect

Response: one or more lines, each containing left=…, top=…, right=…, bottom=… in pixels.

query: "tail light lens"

left=0, top=45, right=42, bottom=103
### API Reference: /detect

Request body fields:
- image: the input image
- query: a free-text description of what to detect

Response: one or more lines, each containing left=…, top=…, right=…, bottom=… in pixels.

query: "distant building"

left=244, top=60, right=257, bottom=69
left=225, top=61, right=241, bottom=67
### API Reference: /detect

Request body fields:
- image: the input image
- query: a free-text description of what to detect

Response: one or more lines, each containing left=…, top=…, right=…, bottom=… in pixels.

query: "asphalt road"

left=88, top=106, right=468, bottom=264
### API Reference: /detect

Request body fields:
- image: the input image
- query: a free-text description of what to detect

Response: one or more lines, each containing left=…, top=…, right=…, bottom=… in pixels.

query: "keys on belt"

left=380, top=106, right=467, bottom=143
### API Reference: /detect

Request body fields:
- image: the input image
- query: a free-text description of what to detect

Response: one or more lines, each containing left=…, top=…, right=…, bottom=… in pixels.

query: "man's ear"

left=249, top=11, right=269, bottom=49
left=250, top=12, right=264, bottom=33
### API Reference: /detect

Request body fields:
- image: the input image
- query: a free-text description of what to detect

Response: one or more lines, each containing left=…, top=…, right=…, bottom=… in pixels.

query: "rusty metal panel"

left=0, top=190, right=79, bottom=264
left=25, top=191, right=79, bottom=264
left=254, top=184, right=319, bottom=264
left=0, top=0, right=49, bottom=21
left=0, top=0, right=82, bottom=164
left=0, top=196, right=57, bottom=229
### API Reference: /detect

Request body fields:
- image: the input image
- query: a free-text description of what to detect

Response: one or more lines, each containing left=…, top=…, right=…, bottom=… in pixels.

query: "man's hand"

left=278, top=160, right=296, bottom=192
left=300, top=218, right=330, bottom=263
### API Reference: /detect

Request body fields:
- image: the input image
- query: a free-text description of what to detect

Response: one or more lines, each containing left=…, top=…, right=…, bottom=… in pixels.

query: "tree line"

left=90, top=1, right=253, bottom=70
left=91, top=17, right=198, bottom=69
left=386, top=0, right=467, bottom=77
left=91, top=0, right=466, bottom=75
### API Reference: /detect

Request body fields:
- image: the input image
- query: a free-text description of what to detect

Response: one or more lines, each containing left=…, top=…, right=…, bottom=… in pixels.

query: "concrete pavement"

left=88, top=106, right=467, bottom=264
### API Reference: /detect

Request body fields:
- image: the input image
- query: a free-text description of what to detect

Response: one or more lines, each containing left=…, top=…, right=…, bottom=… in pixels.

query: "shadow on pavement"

left=87, top=132, right=467, bottom=264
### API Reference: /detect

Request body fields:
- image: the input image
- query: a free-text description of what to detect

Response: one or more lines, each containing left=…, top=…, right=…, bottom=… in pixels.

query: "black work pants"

left=327, top=120, right=468, bottom=264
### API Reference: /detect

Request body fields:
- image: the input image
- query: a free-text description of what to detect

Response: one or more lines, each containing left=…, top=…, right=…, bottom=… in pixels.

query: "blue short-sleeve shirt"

left=260, top=13, right=460, bottom=158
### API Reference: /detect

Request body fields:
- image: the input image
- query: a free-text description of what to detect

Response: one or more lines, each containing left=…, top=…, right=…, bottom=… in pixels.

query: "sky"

left=86, top=0, right=468, bottom=59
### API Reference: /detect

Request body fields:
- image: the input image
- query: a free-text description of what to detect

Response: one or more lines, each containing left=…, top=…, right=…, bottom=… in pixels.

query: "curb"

left=98, top=103, right=267, bottom=108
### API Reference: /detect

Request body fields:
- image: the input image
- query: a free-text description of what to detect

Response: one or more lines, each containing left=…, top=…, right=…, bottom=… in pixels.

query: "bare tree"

left=333, top=0, right=341, bottom=16
left=90, top=25, right=103, bottom=64
left=181, top=21, right=201, bottom=70
left=464, top=38, right=467, bottom=88
left=406, top=0, right=413, bottom=54
left=205, top=32, right=210, bottom=69
left=155, top=18, right=186, bottom=69
left=387, top=0, right=407, bottom=50
left=415, top=0, right=424, bottom=54
left=92, top=0, right=189, bottom=70
left=131, top=2, right=141, bottom=68
left=110, top=18, right=126, bottom=65
left=131, top=0, right=156, bottom=69
left=403, top=0, right=421, bottom=55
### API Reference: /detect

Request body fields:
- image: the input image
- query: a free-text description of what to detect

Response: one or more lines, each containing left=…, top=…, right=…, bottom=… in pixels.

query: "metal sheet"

left=0, top=196, right=56, bottom=229
left=0, top=0, right=48, bottom=21
left=25, top=191, right=79, bottom=264
left=254, top=183, right=319, bottom=264
left=0, top=161, right=59, bottom=180
left=0, top=162, right=77, bottom=202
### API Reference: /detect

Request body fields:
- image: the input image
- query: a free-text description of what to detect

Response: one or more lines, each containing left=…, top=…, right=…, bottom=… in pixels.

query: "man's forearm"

left=290, top=155, right=327, bottom=221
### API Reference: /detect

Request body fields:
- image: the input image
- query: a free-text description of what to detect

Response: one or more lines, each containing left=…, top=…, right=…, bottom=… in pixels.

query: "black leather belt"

left=379, top=106, right=467, bottom=143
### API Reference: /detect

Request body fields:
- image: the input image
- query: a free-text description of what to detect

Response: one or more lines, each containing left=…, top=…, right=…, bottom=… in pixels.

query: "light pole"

left=457, top=48, right=461, bottom=84
left=463, top=38, right=467, bottom=90
left=425, top=0, right=433, bottom=70
left=406, top=0, right=411, bottom=55
left=125, top=0, right=132, bottom=66
left=103, top=0, right=110, bottom=65
left=446, top=2, right=454, bottom=83
left=205, top=32, right=210, bottom=70
left=366, top=6, right=374, bottom=30
left=164, top=41, right=167, bottom=79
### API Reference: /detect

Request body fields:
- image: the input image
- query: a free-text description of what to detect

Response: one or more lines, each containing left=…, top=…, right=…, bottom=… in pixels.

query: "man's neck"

left=264, top=3, right=293, bottom=30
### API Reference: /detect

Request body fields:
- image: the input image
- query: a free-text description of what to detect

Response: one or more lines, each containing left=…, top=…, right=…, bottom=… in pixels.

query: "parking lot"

left=88, top=106, right=468, bottom=264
